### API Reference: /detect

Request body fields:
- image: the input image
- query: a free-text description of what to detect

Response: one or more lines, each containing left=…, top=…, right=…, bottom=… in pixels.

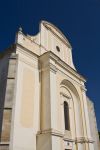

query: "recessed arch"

left=60, top=79, right=84, bottom=137
left=60, top=85, right=72, bottom=100
left=60, top=79, right=80, bottom=101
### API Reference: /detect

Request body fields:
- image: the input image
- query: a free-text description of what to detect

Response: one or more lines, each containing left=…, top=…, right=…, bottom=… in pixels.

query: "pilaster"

left=81, top=86, right=94, bottom=150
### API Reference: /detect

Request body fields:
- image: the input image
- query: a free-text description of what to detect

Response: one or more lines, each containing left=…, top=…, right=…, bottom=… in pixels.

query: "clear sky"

left=0, top=0, right=100, bottom=130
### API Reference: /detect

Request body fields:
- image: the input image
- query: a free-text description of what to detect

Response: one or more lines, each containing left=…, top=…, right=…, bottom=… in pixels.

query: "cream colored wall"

left=39, top=51, right=95, bottom=150
left=57, top=63, right=95, bottom=150
left=10, top=46, right=40, bottom=150
left=57, top=75, right=83, bottom=134
left=16, top=31, right=40, bottom=56
left=56, top=69, right=94, bottom=150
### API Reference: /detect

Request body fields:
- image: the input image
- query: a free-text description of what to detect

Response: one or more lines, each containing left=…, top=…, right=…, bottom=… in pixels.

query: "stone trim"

left=37, top=129, right=64, bottom=138
left=75, top=137, right=94, bottom=143
left=60, top=92, right=71, bottom=100
left=49, top=63, right=57, bottom=73
left=63, top=138, right=75, bottom=142
left=39, top=51, right=86, bottom=83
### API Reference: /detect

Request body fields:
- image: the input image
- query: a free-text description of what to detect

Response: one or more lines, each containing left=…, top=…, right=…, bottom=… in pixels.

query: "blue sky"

left=0, top=0, right=100, bottom=130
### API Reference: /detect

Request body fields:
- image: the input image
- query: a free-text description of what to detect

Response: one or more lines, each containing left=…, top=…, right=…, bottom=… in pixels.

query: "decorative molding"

left=16, top=43, right=39, bottom=58
left=60, top=92, right=71, bottom=100
left=75, top=137, right=94, bottom=143
left=63, top=137, right=75, bottom=142
left=37, top=130, right=94, bottom=144
left=37, top=129, right=64, bottom=138
left=39, top=51, right=86, bottom=83
left=49, top=52, right=86, bottom=82
left=49, top=63, right=57, bottom=73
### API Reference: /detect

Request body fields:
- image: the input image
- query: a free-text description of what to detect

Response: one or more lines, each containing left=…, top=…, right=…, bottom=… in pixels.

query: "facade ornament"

left=19, top=27, right=23, bottom=33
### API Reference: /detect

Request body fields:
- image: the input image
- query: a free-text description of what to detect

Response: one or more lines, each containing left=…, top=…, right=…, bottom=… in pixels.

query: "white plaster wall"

left=10, top=47, right=40, bottom=150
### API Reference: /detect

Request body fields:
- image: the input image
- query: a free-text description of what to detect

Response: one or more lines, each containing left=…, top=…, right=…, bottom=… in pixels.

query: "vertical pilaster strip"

left=49, top=63, right=57, bottom=130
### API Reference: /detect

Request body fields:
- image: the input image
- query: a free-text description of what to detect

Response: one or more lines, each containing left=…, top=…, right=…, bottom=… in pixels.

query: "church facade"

left=0, top=21, right=99, bottom=150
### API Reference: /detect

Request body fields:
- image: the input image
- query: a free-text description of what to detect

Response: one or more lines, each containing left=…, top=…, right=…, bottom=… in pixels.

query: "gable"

left=40, top=21, right=76, bottom=70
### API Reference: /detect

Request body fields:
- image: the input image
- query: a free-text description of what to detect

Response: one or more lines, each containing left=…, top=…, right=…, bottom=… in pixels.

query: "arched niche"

left=60, top=79, right=84, bottom=138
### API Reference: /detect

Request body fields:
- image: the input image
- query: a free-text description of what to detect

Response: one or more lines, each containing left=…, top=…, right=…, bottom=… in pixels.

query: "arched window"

left=64, top=101, right=70, bottom=130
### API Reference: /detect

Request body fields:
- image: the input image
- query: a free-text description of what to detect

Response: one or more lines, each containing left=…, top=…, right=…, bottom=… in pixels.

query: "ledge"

left=37, top=129, right=64, bottom=138
left=75, top=137, right=94, bottom=143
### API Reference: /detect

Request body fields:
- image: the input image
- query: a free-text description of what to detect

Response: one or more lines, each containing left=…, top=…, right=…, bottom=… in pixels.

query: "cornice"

left=16, top=43, right=39, bottom=58
left=63, top=137, right=75, bottom=142
left=49, top=63, right=57, bottom=73
left=37, top=129, right=64, bottom=138
left=48, top=51, right=86, bottom=82
left=16, top=43, right=86, bottom=84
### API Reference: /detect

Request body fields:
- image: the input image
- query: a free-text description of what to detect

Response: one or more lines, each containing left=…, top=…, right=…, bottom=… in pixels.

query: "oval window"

left=56, top=46, right=60, bottom=52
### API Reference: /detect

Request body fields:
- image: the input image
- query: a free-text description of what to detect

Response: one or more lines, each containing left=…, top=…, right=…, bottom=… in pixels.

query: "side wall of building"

left=0, top=52, right=18, bottom=150
left=87, top=97, right=100, bottom=150
left=9, top=46, right=40, bottom=150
